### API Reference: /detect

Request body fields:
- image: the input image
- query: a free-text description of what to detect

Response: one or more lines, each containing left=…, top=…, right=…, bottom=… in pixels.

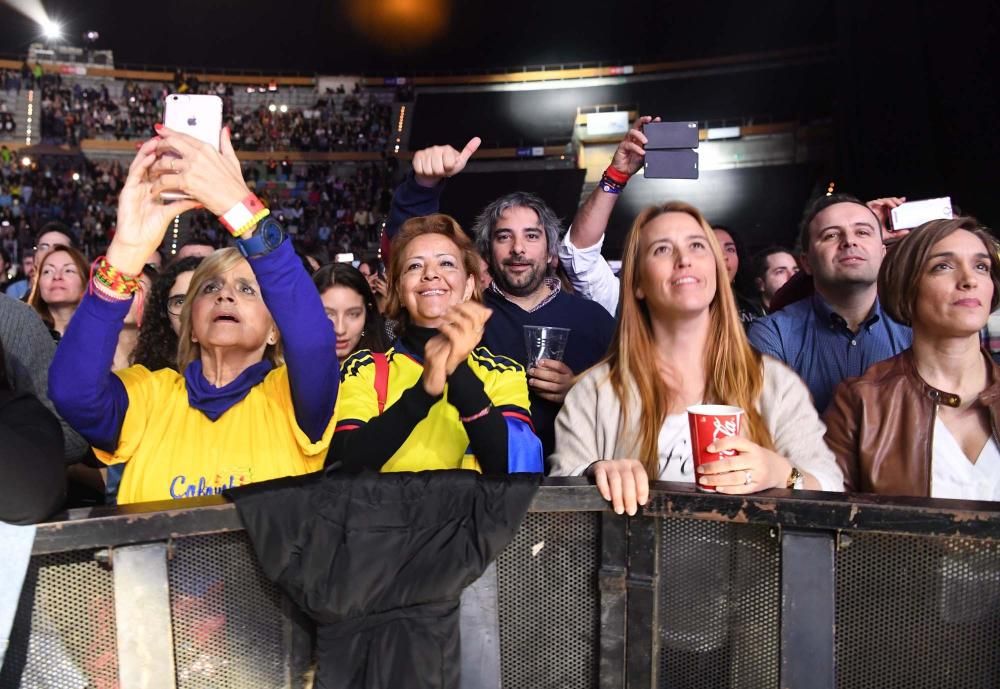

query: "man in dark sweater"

left=387, top=140, right=615, bottom=458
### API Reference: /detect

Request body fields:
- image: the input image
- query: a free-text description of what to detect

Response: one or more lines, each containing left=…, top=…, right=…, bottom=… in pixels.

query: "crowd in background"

left=33, top=71, right=393, bottom=151
left=0, top=152, right=393, bottom=292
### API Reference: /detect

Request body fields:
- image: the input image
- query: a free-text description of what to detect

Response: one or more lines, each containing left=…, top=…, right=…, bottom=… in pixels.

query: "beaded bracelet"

left=600, top=174, right=626, bottom=195
left=89, top=256, right=142, bottom=301
left=459, top=404, right=492, bottom=424
left=600, top=165, right=630, bottom=195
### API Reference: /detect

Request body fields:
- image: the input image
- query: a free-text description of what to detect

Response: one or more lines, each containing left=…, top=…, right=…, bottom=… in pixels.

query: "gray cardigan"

left=1, top=293, right=89, bottom=461
left=549, top=356, right=845, bottom=492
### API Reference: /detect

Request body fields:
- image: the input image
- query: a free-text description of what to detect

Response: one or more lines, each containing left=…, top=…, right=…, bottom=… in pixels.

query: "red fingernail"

left=134, top=142, right=142, bottom=150
left=154, top=123, right=163, bottom=132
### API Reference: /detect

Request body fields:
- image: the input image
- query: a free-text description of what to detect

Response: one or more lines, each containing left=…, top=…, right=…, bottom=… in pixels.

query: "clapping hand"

left=421, top=302, right=492, bottom=396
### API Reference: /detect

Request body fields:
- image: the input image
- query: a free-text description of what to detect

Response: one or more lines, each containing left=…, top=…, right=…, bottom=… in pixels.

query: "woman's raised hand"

left=108, top=137, right=201, bottom=275
left=149, top=125, right=249, bottom=217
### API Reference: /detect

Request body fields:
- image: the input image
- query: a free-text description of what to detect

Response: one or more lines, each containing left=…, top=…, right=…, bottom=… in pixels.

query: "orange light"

left=345, top=0, right=450, bottom=51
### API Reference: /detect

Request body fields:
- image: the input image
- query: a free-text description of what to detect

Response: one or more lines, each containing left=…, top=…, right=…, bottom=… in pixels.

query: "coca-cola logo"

left=711, top=417, right=738, bottom=440
left=710, top=417, right=738, bottom=456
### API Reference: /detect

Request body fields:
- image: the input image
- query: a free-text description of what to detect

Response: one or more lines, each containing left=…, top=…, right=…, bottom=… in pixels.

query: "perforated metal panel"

left=0, top=549, right=119, bottom=689
left=496, top=511, right=601, bottom=689
left=657, top=518, right=780, bottom=689
left=168, top=531, right=304, bottom=689
left=836, top=532, right=1000, bottom=689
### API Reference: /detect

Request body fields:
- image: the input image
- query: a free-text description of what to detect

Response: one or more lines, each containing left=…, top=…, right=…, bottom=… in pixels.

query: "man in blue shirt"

left=748, top=194, right=912, bottom=412
left=387, top=139, right=615, bottom=457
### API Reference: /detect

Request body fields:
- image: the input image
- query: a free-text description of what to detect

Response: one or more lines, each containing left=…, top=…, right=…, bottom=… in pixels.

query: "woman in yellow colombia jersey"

left=328, top=213, right=542, bottom=473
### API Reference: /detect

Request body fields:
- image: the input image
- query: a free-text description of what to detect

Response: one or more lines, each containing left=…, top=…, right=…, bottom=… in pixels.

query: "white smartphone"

left=889, top=197, right=953, bottom=231
left=160, top=94, right=223, bottom=201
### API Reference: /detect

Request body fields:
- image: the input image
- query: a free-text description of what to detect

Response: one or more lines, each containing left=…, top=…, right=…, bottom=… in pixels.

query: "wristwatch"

left=786, top=466, right=803, bottom=490
left=236, top=216, right=285, bottom=258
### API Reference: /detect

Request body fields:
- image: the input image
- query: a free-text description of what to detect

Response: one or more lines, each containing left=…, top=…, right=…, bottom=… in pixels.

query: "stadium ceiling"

left=0, top=0, right=835, bottom=75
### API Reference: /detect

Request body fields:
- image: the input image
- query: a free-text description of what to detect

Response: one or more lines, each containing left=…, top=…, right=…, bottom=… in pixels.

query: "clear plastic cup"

left=523, top=325, right=570, bottom=368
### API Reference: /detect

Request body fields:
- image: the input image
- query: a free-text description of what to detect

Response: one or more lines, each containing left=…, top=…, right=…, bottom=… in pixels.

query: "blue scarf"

left=183, top=359, right=274, bottom=421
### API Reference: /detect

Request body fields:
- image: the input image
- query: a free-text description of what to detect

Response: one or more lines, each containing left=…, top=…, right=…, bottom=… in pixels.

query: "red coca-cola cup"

left=687, top=405, right=745, bottom=492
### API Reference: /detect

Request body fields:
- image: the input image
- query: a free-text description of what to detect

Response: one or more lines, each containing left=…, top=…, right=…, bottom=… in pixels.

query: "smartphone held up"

left=159, top=94, right=224, bottom=202
left=888, top=197, right=954, bottom=232
left=643, top=121, right=700, bottom=180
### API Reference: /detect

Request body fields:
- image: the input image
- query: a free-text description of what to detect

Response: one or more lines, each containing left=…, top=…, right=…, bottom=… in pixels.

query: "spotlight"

left=279, top=104, right=288, bottom=113
left=41, top=19, right=63, bottom=41
left=21, top=156, right=31, bottom=167
left=72, top=172, right=80, bottom=181
left=84, top=30, right=100, bottom=43
left=268, top=103, right=277, bottom=113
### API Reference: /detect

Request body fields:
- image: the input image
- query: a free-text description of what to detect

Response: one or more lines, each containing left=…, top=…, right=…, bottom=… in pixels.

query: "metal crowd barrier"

left=2, top=478, right=999, bottom=689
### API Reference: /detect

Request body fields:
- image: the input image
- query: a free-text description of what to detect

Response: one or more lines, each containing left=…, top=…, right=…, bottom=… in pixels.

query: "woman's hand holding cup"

left=697, top=436, right=793, bottom=494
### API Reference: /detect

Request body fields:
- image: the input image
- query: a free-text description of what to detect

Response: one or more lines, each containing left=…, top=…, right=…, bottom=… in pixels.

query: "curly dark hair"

left=131, top=257, right=203, bottom=371
left=312, top=262, right=390, bottom=355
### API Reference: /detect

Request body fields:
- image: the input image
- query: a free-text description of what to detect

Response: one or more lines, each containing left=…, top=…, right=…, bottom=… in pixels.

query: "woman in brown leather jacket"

left=823, top=217, right=1000, bottom=499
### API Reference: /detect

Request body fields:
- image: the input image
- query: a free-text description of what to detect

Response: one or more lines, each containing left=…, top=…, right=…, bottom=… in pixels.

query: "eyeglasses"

left=166, top=295, right=185, bottom=316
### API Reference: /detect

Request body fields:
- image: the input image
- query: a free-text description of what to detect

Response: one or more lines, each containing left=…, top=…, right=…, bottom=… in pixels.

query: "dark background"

left=0, top=0, right=996, bottom=242
left=0, top=0, right=835, bottom=74
left=409, top=60, right=835, bottom=149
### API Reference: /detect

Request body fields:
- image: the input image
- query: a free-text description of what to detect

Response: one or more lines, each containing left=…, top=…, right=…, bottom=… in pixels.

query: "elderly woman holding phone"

left=549, top=201, right=843, bottom=514
left=49, top=126, right=339, bottom=504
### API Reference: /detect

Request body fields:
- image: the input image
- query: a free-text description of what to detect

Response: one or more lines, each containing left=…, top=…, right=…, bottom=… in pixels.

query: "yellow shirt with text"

left=94, top=365, right=332, bottom=504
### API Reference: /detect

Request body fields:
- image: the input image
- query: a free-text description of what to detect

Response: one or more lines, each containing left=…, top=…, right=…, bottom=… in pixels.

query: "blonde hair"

left=606, top=201, right=773, bottom=476
left=176, top=248, right=283, bottom=370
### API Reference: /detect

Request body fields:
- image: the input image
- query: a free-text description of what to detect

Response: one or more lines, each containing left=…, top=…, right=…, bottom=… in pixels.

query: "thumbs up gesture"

left=412, top=137, right=482, bottom=188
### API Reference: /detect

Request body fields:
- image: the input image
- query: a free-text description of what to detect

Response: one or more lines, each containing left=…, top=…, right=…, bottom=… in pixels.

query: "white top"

left=549, top=359, right=845, bottom=492
left=656, top=413, right=697, bottom=483
left=931, top=418, right=1000, bottom=501
left=557, top=231, right=620, bottom=317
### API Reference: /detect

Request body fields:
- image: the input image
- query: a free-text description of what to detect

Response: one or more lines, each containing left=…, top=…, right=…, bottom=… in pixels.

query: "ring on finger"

left=744, top=470, right=753, bottom=486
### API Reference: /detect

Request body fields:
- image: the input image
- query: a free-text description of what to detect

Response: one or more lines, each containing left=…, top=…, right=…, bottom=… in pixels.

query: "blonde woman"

left=549, top=201, right=843, bottom=514
left=50, top=131, right=338, bottom=504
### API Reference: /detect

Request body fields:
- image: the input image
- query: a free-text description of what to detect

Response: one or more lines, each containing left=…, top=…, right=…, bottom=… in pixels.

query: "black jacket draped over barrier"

left=228, top=469, right=539, bottom=689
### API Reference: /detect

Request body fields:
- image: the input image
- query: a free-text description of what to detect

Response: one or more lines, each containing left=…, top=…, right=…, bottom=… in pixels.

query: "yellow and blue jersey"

left=335, top=344, right=541, bottom=473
